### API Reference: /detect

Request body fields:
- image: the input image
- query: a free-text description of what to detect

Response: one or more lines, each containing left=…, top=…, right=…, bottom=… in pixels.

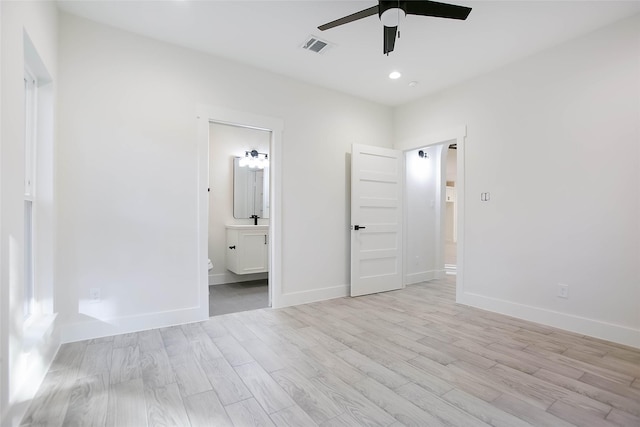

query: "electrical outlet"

left=558, top=284, right=569, bottom=299
left=89, top=288, right=101, bottom=303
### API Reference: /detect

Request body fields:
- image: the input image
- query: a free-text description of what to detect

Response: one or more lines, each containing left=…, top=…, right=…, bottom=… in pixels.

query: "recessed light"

left=389, top=71, right=401, bottom=80
left=409, top=81, right=419, bottom=87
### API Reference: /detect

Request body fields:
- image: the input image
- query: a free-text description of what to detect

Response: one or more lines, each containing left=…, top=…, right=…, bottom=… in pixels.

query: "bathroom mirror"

left=233, top=157, right=269, bottom=219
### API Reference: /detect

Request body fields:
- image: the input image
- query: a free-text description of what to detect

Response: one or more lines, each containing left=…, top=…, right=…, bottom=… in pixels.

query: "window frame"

left=23, top=66, right=37, bottom=320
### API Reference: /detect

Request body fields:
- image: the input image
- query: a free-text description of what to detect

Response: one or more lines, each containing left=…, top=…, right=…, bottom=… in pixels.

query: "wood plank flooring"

left=21, top=277, right=640, bottom=426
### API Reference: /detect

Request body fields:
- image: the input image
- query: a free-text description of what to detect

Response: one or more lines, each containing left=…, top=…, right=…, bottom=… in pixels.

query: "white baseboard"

left=405, top=269, right=446, bottom=285
left=209, top=272, right=268, bottom=286
left=275, top=284, right=349, bottom=309
left=444, top=264, right=457, bottom=275
left=60, top=306, right=207, bottom=343
left=459, top=292, right=640, bottom=349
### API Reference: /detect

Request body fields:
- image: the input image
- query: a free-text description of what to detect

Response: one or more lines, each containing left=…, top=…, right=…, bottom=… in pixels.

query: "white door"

left=351, top=144, right=403, bottom=297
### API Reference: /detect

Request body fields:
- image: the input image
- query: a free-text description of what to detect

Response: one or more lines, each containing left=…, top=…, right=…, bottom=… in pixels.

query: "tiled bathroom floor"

left=209, top=279, right=268, bottom=316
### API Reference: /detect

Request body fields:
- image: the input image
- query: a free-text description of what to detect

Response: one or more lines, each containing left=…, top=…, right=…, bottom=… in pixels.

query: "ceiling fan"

left=318, top=0, right=472, bottom=55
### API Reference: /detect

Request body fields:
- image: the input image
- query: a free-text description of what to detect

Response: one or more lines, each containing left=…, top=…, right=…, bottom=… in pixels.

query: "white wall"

left=56, top=13, right=393, bottom=342
left=395, top=14, right=640, bottom=347
left=0, top=1, right=59, bottom=425
left=404, top=145, right=445, bottom=284
left=445, top=148, right=457, bottom=243
left=208, top=122, right=269, bottom=285
left=445, top=147, right=457, bottom=184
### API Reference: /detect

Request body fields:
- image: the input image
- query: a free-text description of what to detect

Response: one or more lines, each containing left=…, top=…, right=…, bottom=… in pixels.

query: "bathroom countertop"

left=225, top=224, right=269, bottom=231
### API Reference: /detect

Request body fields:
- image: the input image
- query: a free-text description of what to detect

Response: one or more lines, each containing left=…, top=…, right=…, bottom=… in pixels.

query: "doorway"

left=371, top=125, right=465, bottom=300
left=349, top=127, right=465, bottom=299
left=208, top=122, right=270, bottom=316
left=197, top=105, right=284, bottom=316
left=444, top=144, right=458, bottom=275
left=403, top=143, right=450, bottom=286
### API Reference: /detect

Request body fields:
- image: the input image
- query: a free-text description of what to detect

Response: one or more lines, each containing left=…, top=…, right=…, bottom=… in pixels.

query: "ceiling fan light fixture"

left=317, top=0, right=472, bottom=55
left=380, top=7, right=406, bottom=27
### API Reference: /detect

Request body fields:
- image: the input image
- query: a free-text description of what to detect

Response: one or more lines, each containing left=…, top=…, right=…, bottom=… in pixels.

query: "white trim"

left=23, top=67, right=37, bottom=199
left=455, top=131, right=466, bottom=303
left=6, top=31, right=59, bottom=427
left=23, top=68, right=37, bottom=321
left=278, top=285, right=349, bottom=308
left=459, top=292, right=640, bottom=349
left=405, top=269, right=446, bottom=285
left=0, top=9, right=3, bottom=421
left=444, top=264, right=457, bottom=275
left=61, top=306, right=204, bottom=343
left=196, top=105, right=284, bottom=312
left=209, top=272, right=267, bottom=286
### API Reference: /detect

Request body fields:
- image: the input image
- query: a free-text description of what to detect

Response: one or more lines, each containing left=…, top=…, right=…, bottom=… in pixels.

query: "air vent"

left=301, top=35, right=333, bottom=54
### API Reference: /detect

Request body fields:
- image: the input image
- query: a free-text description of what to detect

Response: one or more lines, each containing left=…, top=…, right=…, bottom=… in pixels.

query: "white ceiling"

left=57, top=1, right=640, bottom=106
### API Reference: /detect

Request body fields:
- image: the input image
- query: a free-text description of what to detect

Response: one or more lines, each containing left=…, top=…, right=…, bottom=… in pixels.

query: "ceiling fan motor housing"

left=379, top=1, right=407, bottom=27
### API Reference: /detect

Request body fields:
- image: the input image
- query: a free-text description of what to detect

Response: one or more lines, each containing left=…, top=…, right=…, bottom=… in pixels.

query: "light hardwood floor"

left=21, top=277, right=640, bottom=426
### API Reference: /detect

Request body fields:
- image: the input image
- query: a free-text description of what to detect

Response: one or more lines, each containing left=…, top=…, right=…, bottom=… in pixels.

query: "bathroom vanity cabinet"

left=226, top=225, right=269, bottom=275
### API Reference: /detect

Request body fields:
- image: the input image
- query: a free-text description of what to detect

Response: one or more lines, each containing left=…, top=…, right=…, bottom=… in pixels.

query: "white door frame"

left=196, top=105, right=284, bottom=314
left=395, top=126, right=466, bottom=302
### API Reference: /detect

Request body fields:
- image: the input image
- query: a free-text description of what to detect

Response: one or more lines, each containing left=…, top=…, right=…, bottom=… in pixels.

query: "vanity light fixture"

left=239, top=149, right=269, bottom=169
left=418, top=149, right=429, bottom=159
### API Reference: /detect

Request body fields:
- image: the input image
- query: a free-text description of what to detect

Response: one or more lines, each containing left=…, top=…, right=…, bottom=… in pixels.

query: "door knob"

left=354, top=225, right=366, bottom=230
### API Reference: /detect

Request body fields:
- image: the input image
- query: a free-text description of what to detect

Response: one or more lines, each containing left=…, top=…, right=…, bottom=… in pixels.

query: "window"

left=24, top=68, right=37, bottom=319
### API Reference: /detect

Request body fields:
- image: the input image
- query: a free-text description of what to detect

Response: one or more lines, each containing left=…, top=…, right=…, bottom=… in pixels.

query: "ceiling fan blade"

left=383, top=26, right=397, bottom=55
left=318, top=5, right=379, bottom=31
left=405, top=0, right=471, bottom=20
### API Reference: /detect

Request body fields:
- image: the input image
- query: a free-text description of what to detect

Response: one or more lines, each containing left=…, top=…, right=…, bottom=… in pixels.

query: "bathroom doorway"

left=208, top=122, right=271, bottom=316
